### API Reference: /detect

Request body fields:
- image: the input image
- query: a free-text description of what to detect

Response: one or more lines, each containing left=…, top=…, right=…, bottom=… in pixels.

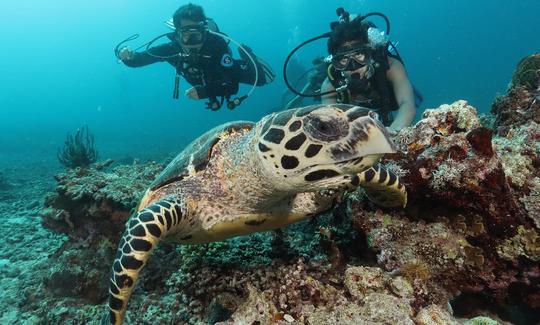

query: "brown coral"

left=400, top=260, right=431, bottom=283
left=497, top=226, right=540, bottom=262
left=466, top=127, right=494, bottom=157
left=41, top=161, right=163, bottom=243
left=353, top=89, right=540, bottom=317
left=415, top=304, right=459, bottom=325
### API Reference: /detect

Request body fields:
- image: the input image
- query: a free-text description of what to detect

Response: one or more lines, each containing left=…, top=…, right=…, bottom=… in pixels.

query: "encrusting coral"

left=492, top=53, right=540, bottom=136
left=41, top=160, right=163, bottom=242
left=510, top=53, right=540, bottom=90
left=497, top=226, right=540, bottom=262
left=355, top=66, right=540, bottom=319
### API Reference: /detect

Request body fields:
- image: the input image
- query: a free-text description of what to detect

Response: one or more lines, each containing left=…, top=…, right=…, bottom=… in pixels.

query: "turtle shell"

left=148, top=121, right=254, bottom=191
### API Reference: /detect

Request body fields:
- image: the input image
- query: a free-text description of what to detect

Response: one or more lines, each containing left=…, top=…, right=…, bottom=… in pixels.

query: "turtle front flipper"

left=102, top=197, right=186, bottom=325
left=355, top=165, right=407, bottom=208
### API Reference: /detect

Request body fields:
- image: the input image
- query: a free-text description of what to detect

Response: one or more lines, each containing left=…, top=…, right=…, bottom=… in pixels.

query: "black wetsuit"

left=328, top=50, right=400, bottom=125
left=122, top=32, right=264, bottom=104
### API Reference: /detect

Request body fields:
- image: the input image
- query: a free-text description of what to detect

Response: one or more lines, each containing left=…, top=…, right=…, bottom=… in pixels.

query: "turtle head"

left=255, top=104, right=396, bottom=191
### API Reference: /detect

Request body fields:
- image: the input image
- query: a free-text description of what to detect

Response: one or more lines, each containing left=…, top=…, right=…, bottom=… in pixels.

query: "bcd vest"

left=328, top=48, right=400, bottom=125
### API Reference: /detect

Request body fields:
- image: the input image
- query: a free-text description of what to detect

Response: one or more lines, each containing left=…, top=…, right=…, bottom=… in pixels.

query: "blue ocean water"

left=0, top=0, right=538, bottom=162
left=0, top=2, right=539, bottom=324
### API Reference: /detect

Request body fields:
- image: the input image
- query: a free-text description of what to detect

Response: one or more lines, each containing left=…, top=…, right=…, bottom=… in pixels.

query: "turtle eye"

left=312, top=118, right=332, bottom=134
left=305, top=115, right=347, bottom=141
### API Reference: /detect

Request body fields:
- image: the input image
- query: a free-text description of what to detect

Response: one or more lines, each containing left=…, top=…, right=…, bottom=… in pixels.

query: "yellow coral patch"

left=497, top=226, right=540, bottom=262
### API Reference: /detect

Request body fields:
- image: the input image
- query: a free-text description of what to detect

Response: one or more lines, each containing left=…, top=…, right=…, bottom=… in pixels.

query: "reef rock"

left=37, top=161, right=163, bottom=307
left=32, top=57, right=540, bottom=324
left=41, top=161, right=163, bottom=243
left=355, top=96, right=540, bottom=319
left=492, top=53, right=540, bottom=135
left=214, top=261, right=423, bottom=325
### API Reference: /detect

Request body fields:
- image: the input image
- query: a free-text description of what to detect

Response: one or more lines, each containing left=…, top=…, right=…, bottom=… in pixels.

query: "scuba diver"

left=283, top=8, right=422, bottom=133
left=117, top=4, right=275, bottom=110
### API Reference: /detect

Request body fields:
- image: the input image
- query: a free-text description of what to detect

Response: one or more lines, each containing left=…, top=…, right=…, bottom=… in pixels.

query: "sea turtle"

left=102, top=104, right=407, bottom=324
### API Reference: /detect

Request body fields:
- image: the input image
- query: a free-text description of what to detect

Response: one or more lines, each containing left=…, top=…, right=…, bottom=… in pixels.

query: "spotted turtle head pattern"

left=255, top=104, right=396, bottom=190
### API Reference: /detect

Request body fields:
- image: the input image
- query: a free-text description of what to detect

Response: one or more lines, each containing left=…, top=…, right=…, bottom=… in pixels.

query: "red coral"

left=466, top=127, right=494, bottom=157
left=359, top=95, right=540, bottom=313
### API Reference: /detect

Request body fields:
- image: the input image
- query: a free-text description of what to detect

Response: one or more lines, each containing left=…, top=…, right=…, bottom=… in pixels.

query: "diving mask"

left=178, top=24, right=207, bottom=46
left=332, top=45, right=370, bottom=71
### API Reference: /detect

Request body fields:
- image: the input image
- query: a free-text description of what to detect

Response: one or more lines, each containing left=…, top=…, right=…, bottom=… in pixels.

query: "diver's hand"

left=185, top=87, right=200, bottom=100
left=118, top=47, right=133, bottom=61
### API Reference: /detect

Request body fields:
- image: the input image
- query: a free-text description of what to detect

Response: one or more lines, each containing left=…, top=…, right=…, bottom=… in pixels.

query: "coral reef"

left=20, top=167, right=482, bottom=324
left=41, top=160, right=163, bottom=243
left=358, top=96, right=540, bottom=320
left=57, top=125, right=99, bottom=168
left=492, top=54, right=540, bottom=136
left=178, top=261, right=419, bottom=324
left=510, top=53, right=540, bottom=90
left=36, top=160, right=164, bottom=317
left=389, top=100, right=524, bottom=229
left=415, top=304, right=459, bottom=325
left=354, top=208, right=468, bottom=308
left=520, top=177, right=540, bottom=229
left=5, top=57, right=540, bottom=324
left=31, top=98, right=539, bottom=324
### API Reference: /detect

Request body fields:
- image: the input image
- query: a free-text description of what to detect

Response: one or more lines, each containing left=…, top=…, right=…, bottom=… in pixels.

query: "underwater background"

left=0, top=0, right=538, bottom=162
left=1, top=0, right=540, bottom=324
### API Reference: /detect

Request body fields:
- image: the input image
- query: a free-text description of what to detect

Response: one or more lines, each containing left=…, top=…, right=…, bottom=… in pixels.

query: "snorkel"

left=283, top=7, right=392, bottom=98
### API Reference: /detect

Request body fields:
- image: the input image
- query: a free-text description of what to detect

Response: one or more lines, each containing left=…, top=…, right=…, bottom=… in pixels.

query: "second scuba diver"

left=321, top=13, right=417, bottom=133
left=283, top=8, right=421, bottom=134
left=117, top=3, right=275, bottom=110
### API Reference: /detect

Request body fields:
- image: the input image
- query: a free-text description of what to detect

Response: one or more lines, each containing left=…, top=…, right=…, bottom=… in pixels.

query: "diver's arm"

left=121, top=43, right=179, bottom=68
left=320, top=77, right=338, bottom=104
left=386, top=57, right=416, bottom=131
